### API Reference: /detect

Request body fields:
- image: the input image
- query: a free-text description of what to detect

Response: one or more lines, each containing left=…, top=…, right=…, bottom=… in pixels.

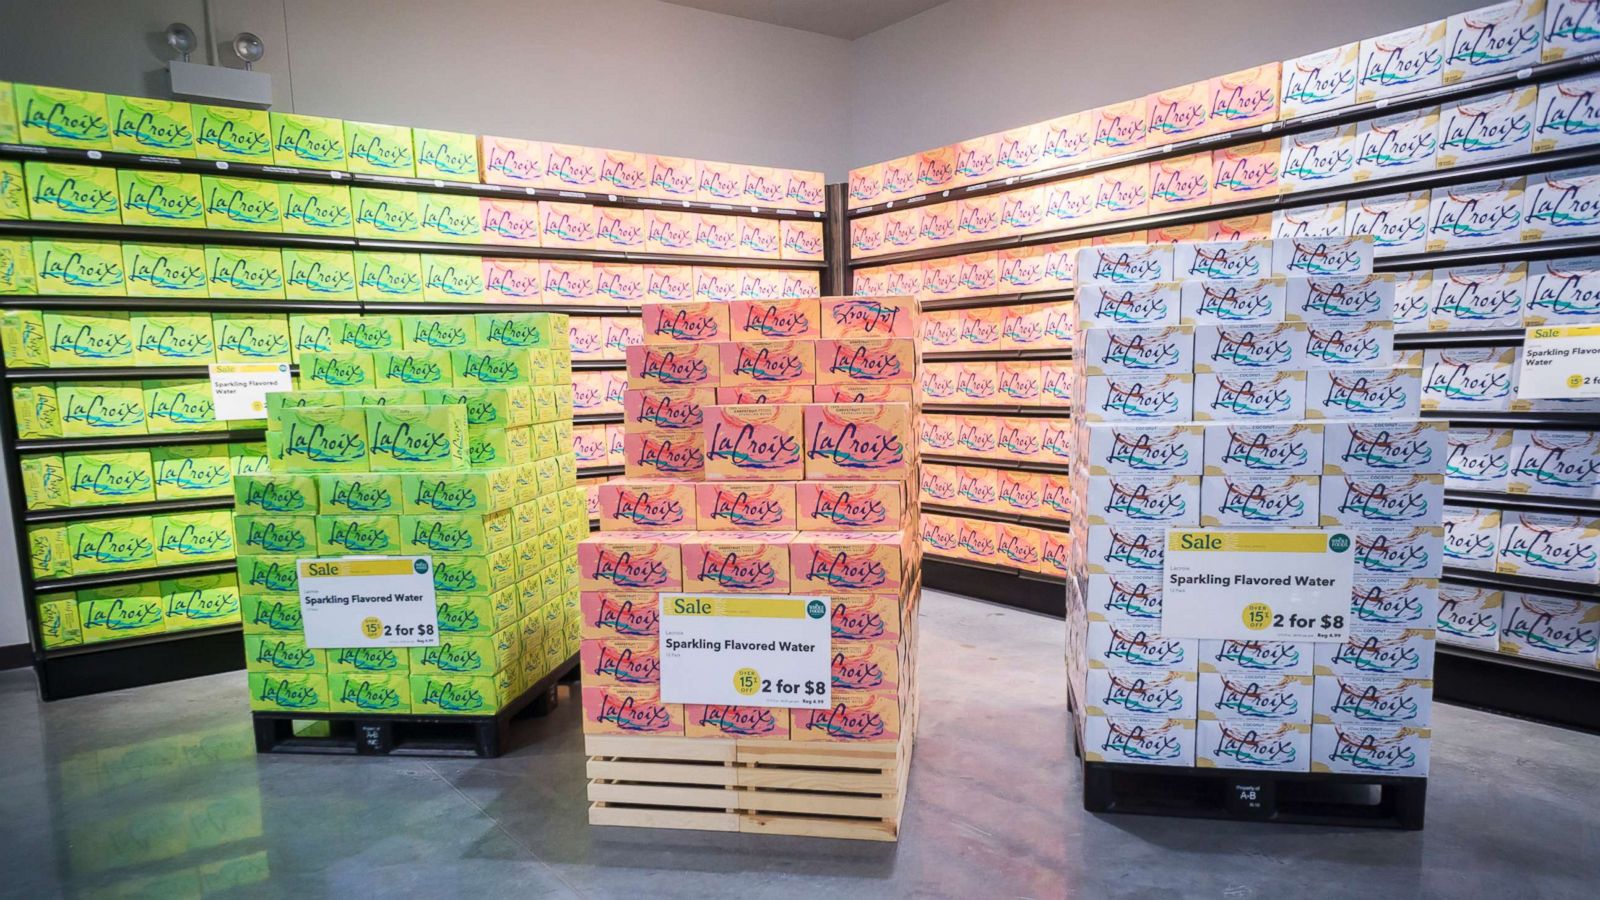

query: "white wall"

left=849, top=0, right=1494, bottom=167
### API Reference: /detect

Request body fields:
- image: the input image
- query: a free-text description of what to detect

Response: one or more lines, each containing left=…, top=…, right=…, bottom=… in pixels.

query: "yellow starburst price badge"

left=362, top=616, right=384, bottom=639
left=733, top=667, right=760, bottom=697
left=1242, top=603, right=1271, bottom=631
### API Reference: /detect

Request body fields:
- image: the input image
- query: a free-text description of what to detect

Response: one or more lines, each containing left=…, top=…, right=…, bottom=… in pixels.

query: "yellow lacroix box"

left=803, top=403, right=913, bottom=482
left=694, top=481, right=798, bottom=531
left=703, top=403, right=805, bottom=481
left=718, top=340, right=815, bottom=387
left=790, top=531, right=911, bottom=595
left=791, top=691, right=902, bottom=742
left=794, top=480, right=905, bottom=532
left=681, top=532, right=796, bottom=593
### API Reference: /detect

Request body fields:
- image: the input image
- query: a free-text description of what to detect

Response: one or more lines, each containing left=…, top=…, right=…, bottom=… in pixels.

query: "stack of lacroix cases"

left=1066, top=235, right=1445, bottom=776
left=579, top=295, right=921, bottom=741
left=232, top=312, right=588, bottom=716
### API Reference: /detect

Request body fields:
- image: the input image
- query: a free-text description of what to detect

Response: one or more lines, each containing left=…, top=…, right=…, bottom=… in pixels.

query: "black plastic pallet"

left=252, top=653, right=578, bottom=759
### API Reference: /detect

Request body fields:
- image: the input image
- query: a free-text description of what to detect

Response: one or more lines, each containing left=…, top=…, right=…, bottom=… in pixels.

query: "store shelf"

left=1377, top=235, right=1600, bottom=272
left=578, top=465, right=624, bottom=478
left=922, top=453, right=1071, bottom=474
left=33, top=623, right=244, bottom=701
left=920, top=502, right=1069, bottom=532
left=0, top=295, right=361, bottom=313
left=920, top=288, right=1075, bottom=312
left=5, top=364, right=294, bottom=382
left=923, top=348, right=1071, bottom=362
left=1420, top=410, right=1600, bottom=431
left=573, top=413, right=623, bottom=425
left=849, top=144, right=1600, bottom=269
left=41, top=622, right=243, bottom=660
left=360, top=301, right=641, bottom=316
left=0, top=218, right=354, bottom=250
left=1394, top=328, right=1526, bottom=350
left=847, top=53, right=1600, bottom=218
left=24, top=495, right=235, bottom=525
left=16, top=428, right=264, bottom=453
left=356, top=236, right=824, bottom=270
left=572, top=359, right=626, bottom=371
left=1441, top=566, right=1600, bottom=604
left=924, top=556, right=1065, bottom=617
left=1445, top=489, right=1600, bottom=517
left=921, top=403, right=1070, bottom=417
left=1435, top=642, right=1600, bottom=732
left=34, top=559, right=239, bottom=594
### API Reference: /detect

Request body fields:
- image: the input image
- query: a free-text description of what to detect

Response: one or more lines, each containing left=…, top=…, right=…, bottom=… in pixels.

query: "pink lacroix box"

left=1147, top=81, right=1214, bottom=146
left=951, top=466, right=999, bottom=508
left=957, top=193, right=1005, bottom=240
left=953, top=133, right=1000, bottom=186
left=881, top=263, right=923, bottom=299
left=803, top=403, right=913, bottom=482
left=583, top=480, right=603, bottom=519
left=997, top=121, right=1048, bottom=174
left=1043, top=174, right=1103, bottom=230
left=1095, top=164, right=1151, bottom=220
left=1041, top=361, right=1074, bottom=405
left=568, top=317, right=607, bottom=359
left=1094, top=97, right=1150, bottom=156
left=918, top=144, right=958, bottom=190
left=921, top=464, right=959, bottom=504
left=1148, top=223, right=1209, bottom=244
left=582, top=685, right=683, bottom=736
left=1040, top=530, right=1071, bottom=577
left=781, top=220, right=825, bottom=260
left=1040, top=420, right=1073, bottom=464
left=953, top=361, right=1000, bottom=405
left=623, top=429, right=706, bottom=480
left=644, top=265, right=695, bottom=303
left=791, top=531, right=911, bottom=595
left=996, top=469, right=1044, bottom=514
left=742, top=165, right=787, bottom=208
left=816, top=338, right=917, bottom=386
left=595, top=207, right=647, bottom=250
left=579, top=531, right=688, bottom=592
left=1043, top=110, right=1097, bottom=166
left=815, top=384, right=916, bottom=404
left=998, top=360, right=1044, bottom=405
left=737, top=217, right=781, bottom=260
left=796, top=480, right=906, bottom=532
left=999, top=186, right=1049, bottom=236
left=917, top=413, right=959, bottom=455
left=920, top=512, right=962, bottom=556
left=703, top=404, right=806, bottom=481
left=955, top=252, right=1000, bottom=298
left=729, top=298, right=822, bottom=340
left=780, top=271, right=821, bottom=299
left=1213, top=139, right=1282, bottom=203
left=851, top=215, right=887, bottom=258
left=541, top=260, right=598, bottom=304
left=597, top=480, right=697, bottom=531
left=1094, top=229, right=1149, bottom=246
left=603, top=318, right=644, bottom=358
left=600, top=148, right=650, bottom=197
left=822, top=295, right=917, bottom=339
left=693, top=266, right=741, bottom=303
left=581, top=637, right=661, bottom=687
left=956, top=518, right=1001, bottom=565
left=626, top=342, right=719, bottom=388
left=695, top=481, right=798, bottom=531
left=1001, top=304, right=1049, bottom=351
left=641, top=301, right=729, bottom=344
left=538, top=201, right=599, bottom=249
left=647, top=155, right=699, bottom=200
left=606, top=425, right=626, bottom=466
left=997, top=522, right=1044, bottom=572
left=995, top=416, right=1045, bottom=461
left=1040, top=472, right=1072, bottom=521
left=685, top=704, right=790, bottom=739
left=697, top=160, right=748, bottom=204
left=847, top=162, right=885, bottom=209
left=479, top=135, right=545, bottom=186
left=482, top=257, right=543, bottom=303
left=880, top=207, right=924, bottom=253
left=603, top=370, right=630, bottom=412
left=682, top=532, right=795, bottom=593
left=954, top=417, right=999, bottom=458
left=580, top=591, right=660, bottom=640
left=922, top=309, right=965, bottom=351
left=478, top=198, right=542, bottom=246
left=647, top=210, right=698, bottom=255
left=791, top=691, right=902, bottom=742
left=543, top=143, right=601, bottom=189
left=716, top=385, right=813, bottom=405
left=786, top=169, right=827, bottom=211
left=831, top=593, right=903, bottom=642
left=695, top=214, right=741, bottom=258
left=595, top=263, right=646, bottom=304
left=997, top=246, right=1048, bottom=293
left=960, top=307, right=1005, bottom=351
left=1211, top=212, right=1275, bottom=240
left=918, top=202, right=960, bottom=249
left=573, top=425, right=609, bottom=466
left=1210, top=63, right=1281, bottom=130
left=719, top=339, right=816, bottom=387
left=1149, top=153, right=1212, bottom=214
left=570, top=371, right=611, bottom=415
left=831, top=639, right=903, bottom=693
left=919, top=363, right=958, bottom=404
left=741, top=268, right=790, bottom=302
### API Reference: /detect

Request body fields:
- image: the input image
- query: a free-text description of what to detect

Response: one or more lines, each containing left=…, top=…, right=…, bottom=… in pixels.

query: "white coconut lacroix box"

left=1199, top=673, right=1313, bottom=723
left=1533, top=74, right=1600, bottom=152
left=1081, top=325, right=1194, bottom=375
left=1307, top=367, right=1422, bottom=420
left=1523, top=166, right=1600, bottom=242
left=1357, top=20, right=1446, bottom=102
left=1312, top=675, right=1433, bottom=727
left=1436, top=86, right=1536, bottom=168
left=1203, top=422, right=1325, bottom=476
left=1280, top=42, right=1360, bottom=118
left=1344, top=193, right=1429, bottom=257
left=1192, top=323, right=1308, bottom=374
left=1312, top=723, right=1431, bottom=775
left=1180, top=278, right=1287, bottom=325
left=1498, top=592, right=1600, bottom=664
left=1427, top=264, right=1527, bottom=331
left=1443, top=0, right=1543, bottom=84
left=1444, top=504, right=1501, bottom=572
left=1199, top=474, right=1320, bottom=527
left=1426, top=177, right=1526, bottom=251
left=1083, top=374, right=1194, bottom=422
left=1272, top=236, right=1373, bottom=278
left=1197, top=721, right=1311, bottom=772
left=1526, top=256, right=1600, bottom=326
left=1085, top=475, right=1201, bottom=526
left=1078, top=283, right=1182, bottom=328
left=1446, top=427, right=1514, bottom=491
left=1322, top=420, right=1449, bottom=475
left=1287, top=274, right=1395, bottom=324
left=1086, top=424, right=1205, bottom=476
left=1508, top=430, right=1600, bottom=498
left=1083, top=716, right=1197, bottom=767
left=1420, top=347, right=1519, bottom=411
left=1353, top=107, right=1440, bottom=182
left=1172, top=240, right=1273, bottom=282
left=1496, top=512, right=1600, bottom=584
left=1193, top=371, right=1307, bottom=422
left=1436, top=583, right=1503, bottom=650
left=1075, top=243, right=1176, bottom=286
left=1320, top=473, right=1444, bottom=527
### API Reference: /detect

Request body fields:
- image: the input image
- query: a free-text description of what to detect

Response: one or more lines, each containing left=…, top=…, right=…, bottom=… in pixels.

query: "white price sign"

left=659, top=594, right=831, bottom=708
left=210, top=363, right=293, bottom=420
left=1161, top=530, right=1354, bottom=641
left=1518, top=325, right=1600, bottom=399
left=298, top=557, right=440, bottom=648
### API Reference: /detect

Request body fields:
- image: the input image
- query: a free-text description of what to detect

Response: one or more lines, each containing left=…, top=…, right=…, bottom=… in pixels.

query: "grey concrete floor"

left=2, top=590, right=1598, bottom=899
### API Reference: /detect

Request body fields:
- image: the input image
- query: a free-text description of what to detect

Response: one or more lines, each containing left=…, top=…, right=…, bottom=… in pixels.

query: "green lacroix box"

left=301, top=351, right=376, bottom=389
left=235, top=473, right=317, bottom=514
left=124, top=243, right=210, bottom=299
left=553, top=388, right=573, bottom=423
left=152, top=509, right=235, bottom=566
left=531, top=423, right=556, bottom=461
left=315, top=472, right=401, bottom=514
left=44, top=310, right=134, bottom=366
left=409, top=634, right=503, bottom=676
left=403, top=314, right=475, bottom=351
left=0, top=83, right=17, bottom=143
left=315, top=513, right=401, bottom=555
left=20, top=453, right=68, bottom=509
left=289, top=313, right=356, bottom=357
left=15, top=84, right=111, bottom=149
left=421, top=253, right=485, bottom=302
left=0, top=160, right=28, bottom=219
left=326, top=646, right=405, bottom=675
left=152, top=444, right=233, bottom=499
left=108, top=95, right=195, bottom=156
left=33, top=238, right=125, bottom=296
left=80, top=593, right=167, bottom=642
left=143, top=378, right=220, bottom=433
left=417, top=195, right=482, bottom=244
left=234, top=514, right=316, bottom=556
left=238, top=560, right=302, bottom=603
left=401, top=513, right=491, bottom=555
left=248, top=673, right=329, bottom=712
left=245, top=633, right=326, bottom=673
left=337, top=315, right=402, bottom=352
left=468, top=425, right=511, bottom=469
left=68, top=515, right=156, bottom=573
left=132, top=309, right=214, bottom=363
left=29, top=523, right=72, bottom=579
left=24, top=162, right=119, bottom=223
left=352, top=187, right=421, bottom=238
left=37, top=593, right=82, bottom=648
left=280, top=406, right=369, bottom=473
left=402, top=472, right=506, bottom=514
left=230, top=440, right=274, bottom=477
left=279, top=182, right=353, bottom=236
left=355, top=252, right=424, bottom=301
left=344, top=120, right=415, bottom=176
left=452, top=348, right=531, bottom=388
left=476, top=312, right=554, bottom=349
left=375, top=349, right=451, bottom=387
left=0, top=238, right=38, bottom=295
left=525, top=348, right=554, bottom=386
left=270, top=111, right=347, bottom=171
left=435, top=594, right=498, bottom=635
left=161, top=573, right=241, bottom=631
left=12, top=384, right=60, bottom=439
left=202, top=176, right=283, bottom=232
left=214, top=312, right=292, bottom=363
left=1, top=308, right=49, bottom=366
left=425, top=387, right=510, bottom=427
left=194, top=105, right=272, bottom=162
left=283, top=249, right=357, bottom=301
left=414, top=128, right=479, bottom=183
left=346, top=388, right=426, bottom=406
left=63, top=449, right=154, bottom=506
left=531, top=386, right=557, bottom=424
left=431, top=554, right=497, bottom=595
left=58, top=381, right=147, bottom=437
left=330, top=672, right=411, bottom=713
left=116, top=170, right=204, bottom=227
left=366, top=404, right=468, bottom=472
left=206, top=246, right=286, bottom=299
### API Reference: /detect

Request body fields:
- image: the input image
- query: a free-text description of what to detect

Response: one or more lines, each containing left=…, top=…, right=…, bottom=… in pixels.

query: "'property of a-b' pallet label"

left=1161, top=530, right=1353, bottom=641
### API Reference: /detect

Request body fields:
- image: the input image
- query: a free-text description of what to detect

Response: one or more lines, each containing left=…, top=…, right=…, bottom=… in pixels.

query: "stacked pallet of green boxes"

left=236, top=311, right=584, bottom=716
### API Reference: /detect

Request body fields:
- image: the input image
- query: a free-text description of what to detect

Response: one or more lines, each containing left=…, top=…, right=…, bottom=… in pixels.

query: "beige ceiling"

left=660, top=0, right=950, bottom=39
